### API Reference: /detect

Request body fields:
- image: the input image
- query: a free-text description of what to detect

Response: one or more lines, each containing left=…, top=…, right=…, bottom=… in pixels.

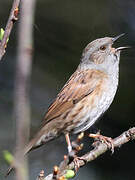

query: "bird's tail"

left=6, top=125, right=58, bottom=176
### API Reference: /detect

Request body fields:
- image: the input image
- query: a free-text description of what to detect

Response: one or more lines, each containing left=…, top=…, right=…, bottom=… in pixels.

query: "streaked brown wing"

left=42, top=69, right=107, bottom=125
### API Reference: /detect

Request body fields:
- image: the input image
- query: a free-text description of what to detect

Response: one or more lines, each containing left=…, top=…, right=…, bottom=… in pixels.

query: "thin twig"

left=37, top=127, right=135, bottom=180
left=0, top=0, right=20, bottom=60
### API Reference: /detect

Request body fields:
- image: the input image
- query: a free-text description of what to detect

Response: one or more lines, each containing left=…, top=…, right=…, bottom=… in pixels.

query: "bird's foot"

left=89, top=132, right=114, bottom=153
left=73, top=156, right=86, bottom=172
left=68, top=151, right=86, bottom=172
left=65, top=132, right=85, bottom=171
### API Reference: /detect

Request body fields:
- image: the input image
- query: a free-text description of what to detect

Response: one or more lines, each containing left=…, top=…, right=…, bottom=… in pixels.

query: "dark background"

left=0, top=0, right=135, bottom=179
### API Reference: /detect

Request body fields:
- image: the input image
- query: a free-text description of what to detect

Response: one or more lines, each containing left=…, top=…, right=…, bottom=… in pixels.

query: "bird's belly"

left=73, top=83, right=118, bottom=134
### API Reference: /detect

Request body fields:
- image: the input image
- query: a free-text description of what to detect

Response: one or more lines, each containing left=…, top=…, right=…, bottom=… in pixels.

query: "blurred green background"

left=0, top=0, right=135, bottom=179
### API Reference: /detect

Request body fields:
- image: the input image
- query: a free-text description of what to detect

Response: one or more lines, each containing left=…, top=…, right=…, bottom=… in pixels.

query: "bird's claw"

left=89, top=133, right=114, bottom=153
left=73, top=156, right=86, bottom=172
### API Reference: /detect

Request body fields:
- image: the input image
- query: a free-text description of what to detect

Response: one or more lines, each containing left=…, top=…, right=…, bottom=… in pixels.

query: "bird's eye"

left=100, top=45, right=106, bottom=51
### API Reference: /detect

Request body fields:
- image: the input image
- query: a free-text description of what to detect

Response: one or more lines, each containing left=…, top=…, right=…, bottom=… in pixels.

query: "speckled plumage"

left=7, top=34, right=127, bottom=176
left=24, top=35, right=122, bottom=153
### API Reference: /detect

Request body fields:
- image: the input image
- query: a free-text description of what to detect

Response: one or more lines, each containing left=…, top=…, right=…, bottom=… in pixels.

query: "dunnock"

left=7, top=34, right=128, bottom=175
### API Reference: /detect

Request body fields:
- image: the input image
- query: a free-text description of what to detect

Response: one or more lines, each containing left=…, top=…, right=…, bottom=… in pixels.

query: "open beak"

left=112, top=33, right=130, bottom=51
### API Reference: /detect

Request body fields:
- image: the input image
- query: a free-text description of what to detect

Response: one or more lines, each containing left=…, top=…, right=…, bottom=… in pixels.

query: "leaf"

left=65, top=170, right=75, bottom=179
left=0, top=28, right=5, bottom=41
left=0, top=28, right=9, bottom=43
left=3, top=150, right=13, bottom=164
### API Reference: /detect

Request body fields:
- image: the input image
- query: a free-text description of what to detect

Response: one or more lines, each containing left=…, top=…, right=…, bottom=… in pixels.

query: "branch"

left=0, top=0, right=20, bottom=60
left=37, top=127, right=135, bottom=180
left=14, top=0, right=36, bottom=180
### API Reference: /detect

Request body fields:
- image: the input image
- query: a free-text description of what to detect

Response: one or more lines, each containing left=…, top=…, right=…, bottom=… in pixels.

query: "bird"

left=7, top=34, right=128, bottom=175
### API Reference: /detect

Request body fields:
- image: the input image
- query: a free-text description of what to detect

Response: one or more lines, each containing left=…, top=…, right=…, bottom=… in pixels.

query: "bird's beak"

left=112, top=33, right=130, bottom=51
left=116, top=46, right=130, bottom=51
left=112, top=33, right=125, bottom=42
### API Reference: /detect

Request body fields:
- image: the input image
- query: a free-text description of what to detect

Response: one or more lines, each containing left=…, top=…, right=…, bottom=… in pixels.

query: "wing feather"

left=42, top=69, right=107, bottom=125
